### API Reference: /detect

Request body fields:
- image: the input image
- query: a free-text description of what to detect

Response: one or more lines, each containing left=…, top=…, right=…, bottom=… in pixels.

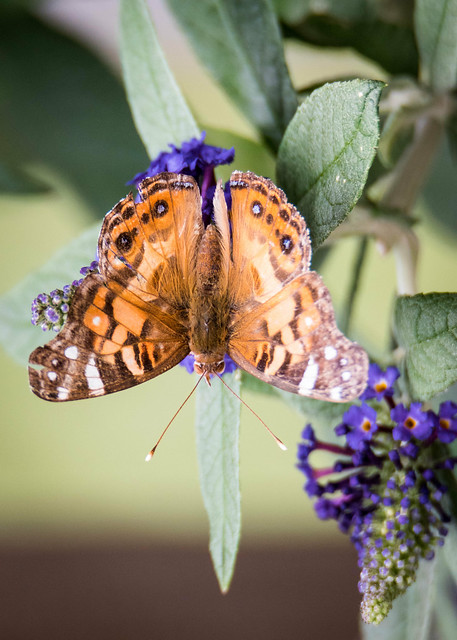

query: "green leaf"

left=195, top=372, right=241, bottom=592
left=119, top=0, right=200, bottom=158
left=205, top=128, right=275, bottom=180
left=0, top=159, right=49, bottom=194
left=376, top=78, right=425, bottom=169
left=415, top=0, right=457, bottom=92
left=305, top=0, right=371, bottom=22
left=434, top=541, right=457, bottom=640
left=394, top=293, right=457, bottom=401
left=283, top=12, right=418, bottom=77
left=277, top=80, right=383, bottom=248
left=443, top=521, right=457, bottom=585
left=165, top=0, right=297, bottom=150
left=276, top=390, right=351, bottom=435
left=423, top=136, right=457, bottom=236
left=271, top=0, right=311, bottom=24
left=240, top=371, right=277, bottom=397
left=0, top=12, right=148, bottom=215
left=361, top=558, right=436, bottom=640
left=241, top=371, right=350, bottom=434
left=0, top=224, right=100, bottom=367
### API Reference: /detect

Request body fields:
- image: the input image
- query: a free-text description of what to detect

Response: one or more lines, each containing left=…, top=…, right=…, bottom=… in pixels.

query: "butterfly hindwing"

left=29, top=273, right=189, bottom=401
left=229, top=271, right=368, bottom=402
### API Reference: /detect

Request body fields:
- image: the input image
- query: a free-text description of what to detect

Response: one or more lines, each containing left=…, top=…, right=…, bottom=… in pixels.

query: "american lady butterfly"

left=29, top=171, right=368, bottom=402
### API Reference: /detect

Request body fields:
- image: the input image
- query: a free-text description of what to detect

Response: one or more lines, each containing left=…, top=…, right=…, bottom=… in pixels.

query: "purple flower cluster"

left=129, top=132, right=234, bottom=187
left=129, top=132, right=234, bottom=223
left=297, top=363, right=457, bottom=624
left=31, top=261, right=99, bottom=332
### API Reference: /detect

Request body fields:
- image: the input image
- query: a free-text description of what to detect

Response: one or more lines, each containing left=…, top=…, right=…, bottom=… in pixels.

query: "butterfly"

left=29, top=171, right=368, bottom=402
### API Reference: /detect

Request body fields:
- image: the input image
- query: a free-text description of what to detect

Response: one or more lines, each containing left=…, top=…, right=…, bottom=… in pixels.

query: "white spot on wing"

left=47, top=371, right=57, bottom=382
left=85, top=356, right=104, bottom=391
left=57, top=387, right=69, bottom=400
left=330, top=387, right=342, bottom=400
left=325, top=346, right=337, bottom=360
left=304, top=316, right=313, bottom=327
left=340, top=358, right=348, bottom=366
left=342, top=371, right=352, bottom=381
left=64, top=346, right=79, bottom=360
left=92, top=316, right=101, bottom=327
left=298, top=356, right=319, bottom=395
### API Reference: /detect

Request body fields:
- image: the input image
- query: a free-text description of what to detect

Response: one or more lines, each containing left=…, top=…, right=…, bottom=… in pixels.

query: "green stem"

left=380, top=114, right=445, bottom=215
left=377, top=96, right=452, bottom=294
left=341, top=237, right=368, bottom=335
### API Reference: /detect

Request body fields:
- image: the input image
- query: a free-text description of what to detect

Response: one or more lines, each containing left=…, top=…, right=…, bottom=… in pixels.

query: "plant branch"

left=326, top=93, right=454, bottom=296
left=341, top=237, right=368, bottom=335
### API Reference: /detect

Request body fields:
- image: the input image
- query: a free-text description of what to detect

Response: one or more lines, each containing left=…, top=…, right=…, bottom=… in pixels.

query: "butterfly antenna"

left=145, top=373, right=206, bottom=461
left=215, top=374, right=287, bottom=451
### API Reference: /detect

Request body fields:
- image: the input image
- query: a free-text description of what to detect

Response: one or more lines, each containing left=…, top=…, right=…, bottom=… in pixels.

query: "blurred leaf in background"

left=166, top=0, right=297, bottom=150
left=0, top=7, right=147, bottom=215
left=274, top=0, right=418, bottom=78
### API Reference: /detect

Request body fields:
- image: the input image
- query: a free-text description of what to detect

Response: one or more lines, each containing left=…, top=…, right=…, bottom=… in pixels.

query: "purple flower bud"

left=129, top=132, right=234, bottom=196
left=301, top=424, right=316, bottom=443
left=45, top=307, right=59, bottom=323
left=314, top=498, right=340, bottom=520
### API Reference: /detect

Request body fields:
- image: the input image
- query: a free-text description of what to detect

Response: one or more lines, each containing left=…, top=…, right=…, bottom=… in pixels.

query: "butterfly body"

left=29, top=171, right=368, bottom=402
left=189, top=222, right=230, bottom=376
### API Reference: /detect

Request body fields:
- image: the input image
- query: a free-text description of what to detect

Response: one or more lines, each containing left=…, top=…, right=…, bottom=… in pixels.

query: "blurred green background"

left=1, top=1, right=457, bottom=638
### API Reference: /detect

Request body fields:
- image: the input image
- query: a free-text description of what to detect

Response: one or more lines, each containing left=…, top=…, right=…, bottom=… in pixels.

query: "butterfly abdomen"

left=194, top=225, right=224, bottom=295
left=189, top=224, right=230, bottom=372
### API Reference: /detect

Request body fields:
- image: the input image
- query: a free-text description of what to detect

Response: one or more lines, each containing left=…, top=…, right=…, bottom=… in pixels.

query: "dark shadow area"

left=0, top=542, right=360, bottom=639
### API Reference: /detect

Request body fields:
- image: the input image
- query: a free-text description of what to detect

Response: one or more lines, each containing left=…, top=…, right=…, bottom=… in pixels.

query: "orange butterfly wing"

left=28, top=173, right=202, bottom=401
left=29, top=274, right=189, bottom=400
left=98, top=172, right=203, bottom=310
left=228, top=171, right=311, bottom=307
left=227, top=172, right=368, bottom=401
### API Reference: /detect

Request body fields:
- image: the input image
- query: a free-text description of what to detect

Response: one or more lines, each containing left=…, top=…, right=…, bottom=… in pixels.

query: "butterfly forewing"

left=228, top=171, right=311, bottom=308
left=99, top=172, right=203, bottom=310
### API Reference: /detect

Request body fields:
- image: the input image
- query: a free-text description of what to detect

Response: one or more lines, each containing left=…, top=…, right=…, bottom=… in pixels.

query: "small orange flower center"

left=440, top=418, right=450, bottom=430
left=374, top=381, right=387, bottom=393
left=362, top=419, right=371, bottom=432
left=405, top=417, right=417, bottom=430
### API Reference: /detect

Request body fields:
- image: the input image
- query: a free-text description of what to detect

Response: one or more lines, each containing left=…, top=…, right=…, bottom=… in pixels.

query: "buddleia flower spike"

left=31, top=261, right=99, bottom=332
left=297, top=363, right=457, bottom=624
